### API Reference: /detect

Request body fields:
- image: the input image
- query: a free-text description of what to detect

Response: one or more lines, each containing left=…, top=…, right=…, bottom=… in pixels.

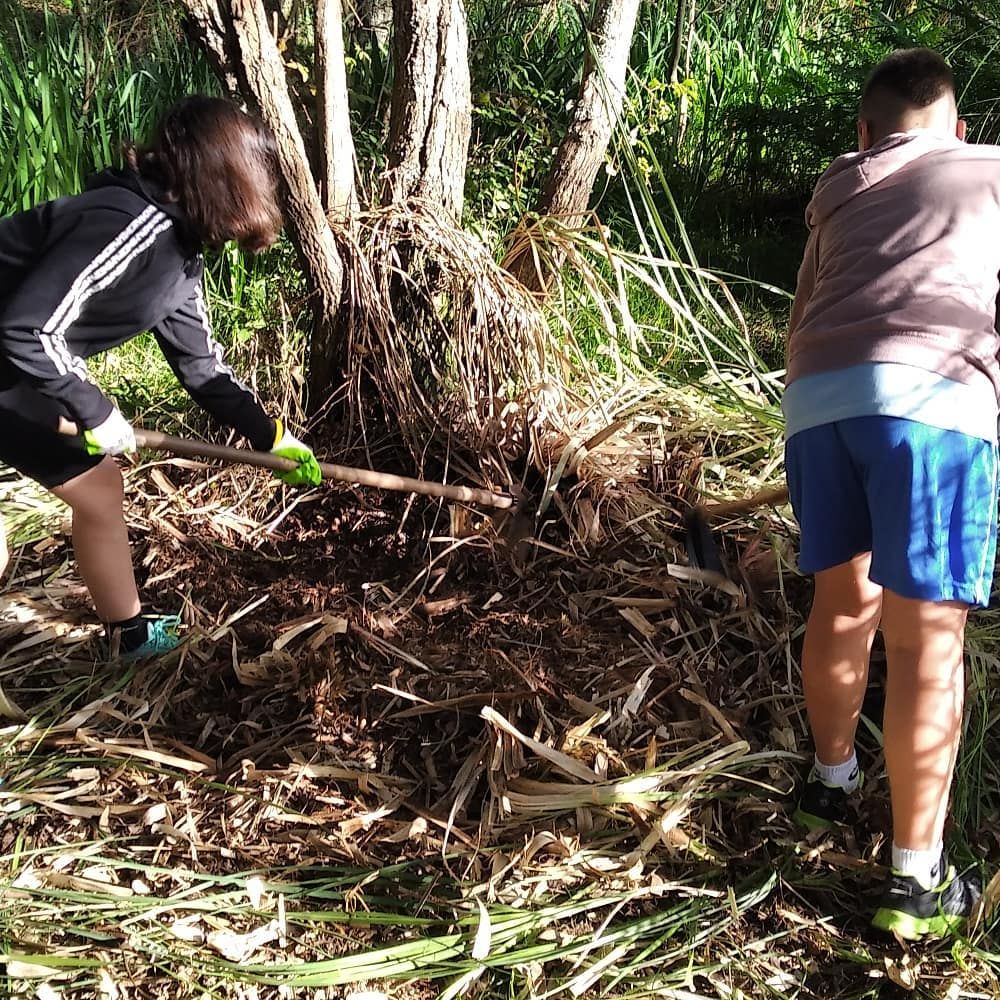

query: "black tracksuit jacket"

left=0, top=168, right=275, bottom=451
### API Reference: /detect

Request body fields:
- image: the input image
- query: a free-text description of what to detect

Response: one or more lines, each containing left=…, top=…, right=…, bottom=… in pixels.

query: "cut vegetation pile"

left=3, top=383, right=1000, bottom=999
left=6, top=2, right=1000, bottom=996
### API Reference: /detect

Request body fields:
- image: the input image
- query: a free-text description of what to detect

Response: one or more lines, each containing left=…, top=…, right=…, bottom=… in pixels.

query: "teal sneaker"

left=872, top=856, right=981, bottom=940
left=107, top=614, right=183, bottom=662
left=793, top=765, right=864, bottom=831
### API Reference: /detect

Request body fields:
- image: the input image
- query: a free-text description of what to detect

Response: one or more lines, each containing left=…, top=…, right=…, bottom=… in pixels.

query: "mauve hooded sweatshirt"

left=785, top=131, right=1000, bottom=399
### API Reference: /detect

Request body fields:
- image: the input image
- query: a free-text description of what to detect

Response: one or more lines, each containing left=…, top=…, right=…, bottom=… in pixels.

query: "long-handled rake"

left=62, top=424, right=516, bottom=510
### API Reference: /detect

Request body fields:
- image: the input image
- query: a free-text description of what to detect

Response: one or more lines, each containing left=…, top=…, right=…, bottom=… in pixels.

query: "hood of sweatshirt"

left=806, top=131, right=965, bottom=227
left=85, top=167, right=199, bottom=255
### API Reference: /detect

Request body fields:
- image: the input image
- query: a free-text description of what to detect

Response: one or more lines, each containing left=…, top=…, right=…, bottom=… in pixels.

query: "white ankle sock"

left=813, top=751, right=861, bottom=792
left=891, top=843, right=943, bottom=890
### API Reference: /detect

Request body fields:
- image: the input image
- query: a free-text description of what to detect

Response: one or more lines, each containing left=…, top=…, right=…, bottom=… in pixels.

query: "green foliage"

left=8, top=0, right=1000, bottom=374
left=603, top=1, right=1000, bottom=299
left=0, top=0, right=213, bottom=211
left=463, top=0, right=582, bottom=227
left=6, top=4, right=1000, bottom=996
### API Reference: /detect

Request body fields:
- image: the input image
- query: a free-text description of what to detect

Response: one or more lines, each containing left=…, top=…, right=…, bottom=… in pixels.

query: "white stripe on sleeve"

left=39, top=206, right=171, bottom=382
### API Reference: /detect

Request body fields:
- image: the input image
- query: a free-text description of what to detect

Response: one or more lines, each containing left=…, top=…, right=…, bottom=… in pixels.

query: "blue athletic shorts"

left=785, top=416, right=998, bottom=607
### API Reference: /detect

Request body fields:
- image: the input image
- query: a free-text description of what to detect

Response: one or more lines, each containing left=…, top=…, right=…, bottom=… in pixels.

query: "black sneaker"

left=871, top=857, right=981, bottom=940
left=793, top=765, right=863, bottom=831
left=105, top=614, right=183, bottom=662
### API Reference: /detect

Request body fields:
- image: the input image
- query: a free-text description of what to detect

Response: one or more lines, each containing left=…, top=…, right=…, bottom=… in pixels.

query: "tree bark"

left=182, top=0, right=241, bottom=96
left=506, top=0, right=641, bottom=291
left=667, top=0, right=689, bottom=85
left=382, top=0, right=472, bottom=222
left=316, top=0, right=359, bottom=221
left=355, top=0, right=392, bottom=50
left=180, top=0, right=347, bottom=403
left=536, top=0, right=640, bottom=224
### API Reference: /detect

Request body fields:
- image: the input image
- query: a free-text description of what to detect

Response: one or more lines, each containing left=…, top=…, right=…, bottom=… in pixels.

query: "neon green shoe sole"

left=793, top=767, right=864, bottom=831
left=871, top=860, right=980, bottom=941
left=871, top=906, right=965, bottom=940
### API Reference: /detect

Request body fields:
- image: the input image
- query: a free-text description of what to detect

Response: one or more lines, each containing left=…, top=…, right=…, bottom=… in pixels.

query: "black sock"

left=106, top=614, right=149, bottom=653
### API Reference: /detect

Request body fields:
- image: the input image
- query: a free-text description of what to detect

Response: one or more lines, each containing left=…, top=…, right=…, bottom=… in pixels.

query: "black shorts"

left=0, top=368, right=102, bottom=489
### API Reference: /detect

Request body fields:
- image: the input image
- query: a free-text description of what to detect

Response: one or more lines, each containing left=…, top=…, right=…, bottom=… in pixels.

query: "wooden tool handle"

left=59, top=421, right=515, bottom=510
left=694, top=483, right=789, bottom=521
left=139, top=429, right=515, bottom=509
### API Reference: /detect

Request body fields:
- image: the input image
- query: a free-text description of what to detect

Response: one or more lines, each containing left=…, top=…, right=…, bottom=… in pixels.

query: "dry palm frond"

left=5, top=153, right=998, bottom=1000
left=338, top=200, right=566, bottom=489
left=336, top=196, right=785, bottom=568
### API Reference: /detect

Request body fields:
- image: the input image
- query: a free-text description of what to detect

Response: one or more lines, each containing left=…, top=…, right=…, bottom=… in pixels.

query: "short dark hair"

left=128, top=96, right=283, bottom=253
left=860, top=48, right=955, bottom=121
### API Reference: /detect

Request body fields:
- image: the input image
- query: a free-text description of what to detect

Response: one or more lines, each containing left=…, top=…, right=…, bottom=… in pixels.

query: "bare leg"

left=51, top=457, right=140, bottom=624
left=802, top=552, right=883, bottom=765
left=880, top=591, right=967, bottom=851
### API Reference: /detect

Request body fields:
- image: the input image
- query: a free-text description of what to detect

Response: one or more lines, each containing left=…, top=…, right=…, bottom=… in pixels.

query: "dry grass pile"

left=2, top=384, right=1000, bottom=998
left=337, top=201, right=782, bottom=501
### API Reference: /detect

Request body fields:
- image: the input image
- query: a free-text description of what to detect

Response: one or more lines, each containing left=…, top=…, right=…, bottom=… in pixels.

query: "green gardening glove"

left=270, top=420, right=322, bottom=487
left=82, top=408, right=137, bottom=456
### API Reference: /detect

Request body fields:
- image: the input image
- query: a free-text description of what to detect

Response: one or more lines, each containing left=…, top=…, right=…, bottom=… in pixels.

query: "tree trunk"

left=676, top=0, right=696, bottom=145
left=181, top=0, right=241, bottom=95
left=180, top=0, right=347, bottom=404
left=536, top=0, right=640, bottom=224
left=355, top=0, right=392, bottom=50
left=506, top=0, right=641, bottom=292
left=667, top=0, right=689, bottom=85
left=316, top=0, right=359, bottom=221
left=382, top=0, right=472, bottom=222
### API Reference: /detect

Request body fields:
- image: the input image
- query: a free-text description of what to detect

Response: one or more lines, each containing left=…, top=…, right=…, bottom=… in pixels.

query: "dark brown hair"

left=860, top=48, right=955, bottom=121
left=128, top=96, right=283, bottom=253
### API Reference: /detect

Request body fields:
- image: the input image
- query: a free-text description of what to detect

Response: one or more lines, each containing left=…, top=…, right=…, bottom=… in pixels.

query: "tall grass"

left=615, top=0, right=1000, bottom=301
left=0, top=1, right=213, bottom=212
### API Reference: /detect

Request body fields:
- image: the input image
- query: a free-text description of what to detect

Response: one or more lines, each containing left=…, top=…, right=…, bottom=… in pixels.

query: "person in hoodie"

left=784, top=48, right=998, bottom=938
left=0, top=95, right=322, bottom=660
